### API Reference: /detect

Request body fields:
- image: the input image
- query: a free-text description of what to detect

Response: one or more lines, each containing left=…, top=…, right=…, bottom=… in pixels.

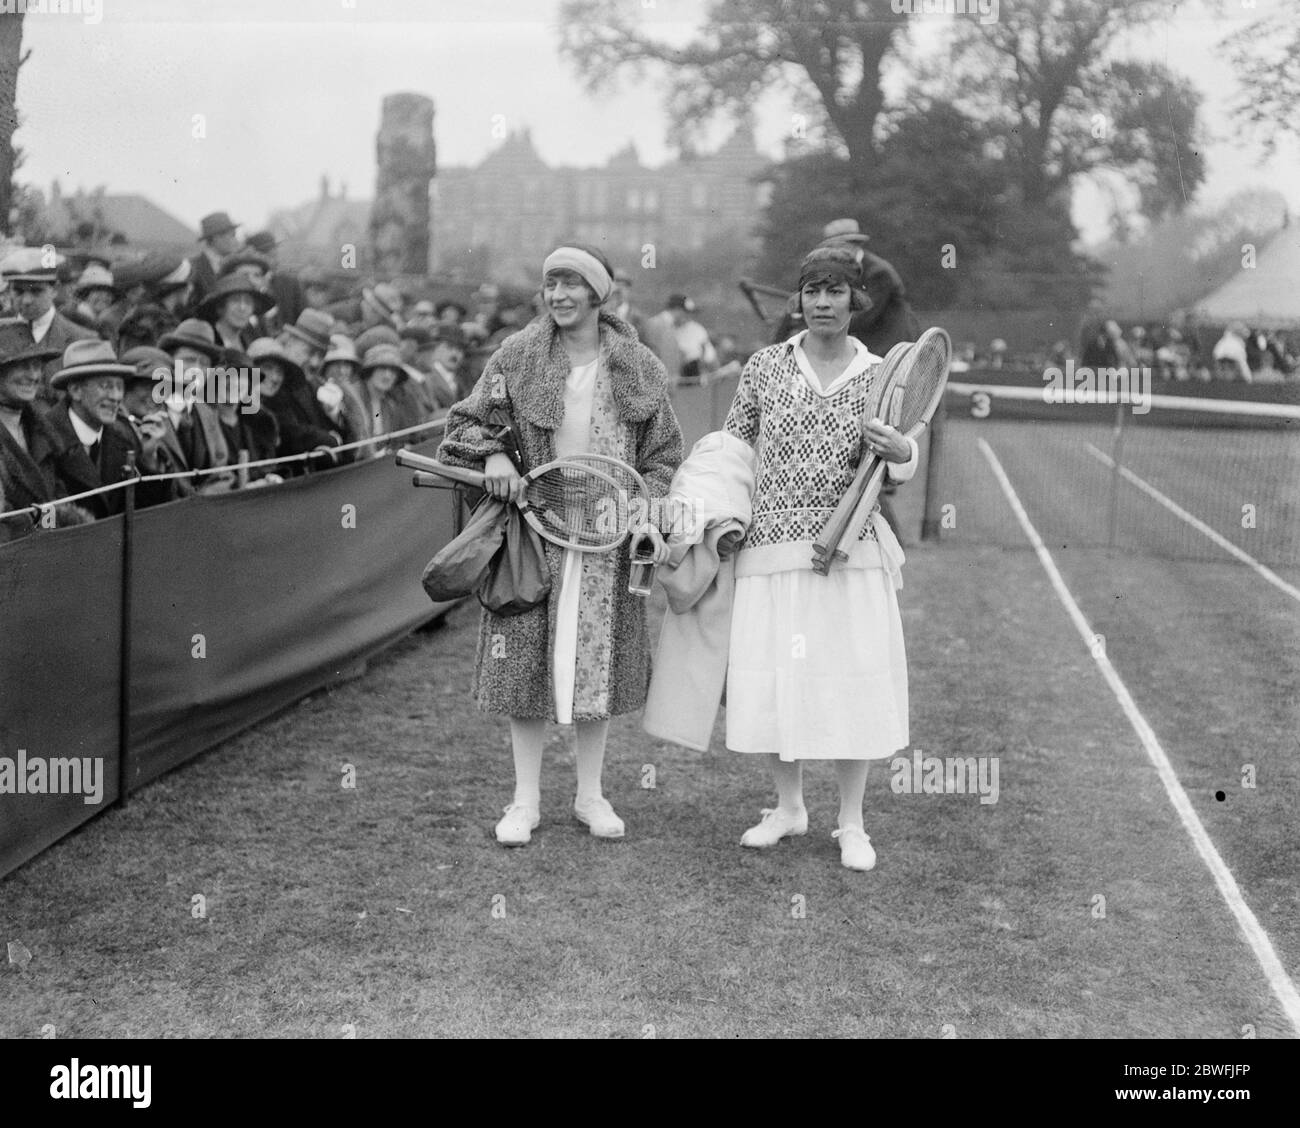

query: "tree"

left=937, top=0, right=1204, bottom=220
left=0, top=12, right=27, bottom=237
left=558, top=0, right=907, bottom=190
left=1221, top=4, right=1300, bottom=157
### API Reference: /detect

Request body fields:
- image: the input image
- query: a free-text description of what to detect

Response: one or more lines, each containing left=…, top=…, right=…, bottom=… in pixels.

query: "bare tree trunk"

left=0, top=13, right=25, bottom=237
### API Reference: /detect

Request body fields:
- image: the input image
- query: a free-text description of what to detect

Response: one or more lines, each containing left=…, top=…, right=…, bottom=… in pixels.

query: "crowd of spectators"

left=0, top=211, right=502, bottom=542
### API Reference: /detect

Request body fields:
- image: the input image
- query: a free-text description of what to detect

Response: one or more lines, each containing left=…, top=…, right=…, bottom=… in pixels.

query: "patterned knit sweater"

left=723, top=333, right=916, bottom=578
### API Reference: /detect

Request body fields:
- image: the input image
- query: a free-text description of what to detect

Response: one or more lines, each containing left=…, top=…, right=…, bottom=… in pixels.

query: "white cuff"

left=886, top=435, right=920, bottom=483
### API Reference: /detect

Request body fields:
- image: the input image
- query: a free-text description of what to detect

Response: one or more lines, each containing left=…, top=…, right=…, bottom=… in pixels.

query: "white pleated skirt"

left=725, top=566, right=908, bottom=761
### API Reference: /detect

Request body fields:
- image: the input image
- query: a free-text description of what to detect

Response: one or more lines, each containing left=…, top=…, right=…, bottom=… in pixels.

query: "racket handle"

left=833, top=461, right=889, bottom=561
left=397, top=449, right=486, bottom=487
left=413, top=471, right=453, bottom=488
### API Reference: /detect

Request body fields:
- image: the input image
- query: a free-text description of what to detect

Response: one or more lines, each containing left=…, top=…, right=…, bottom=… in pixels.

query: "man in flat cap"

left=0, top=247, right=98, bottom=403
left=187, top=211, right=243, bottom=309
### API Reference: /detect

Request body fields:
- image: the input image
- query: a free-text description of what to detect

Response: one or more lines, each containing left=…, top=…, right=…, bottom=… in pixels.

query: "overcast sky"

left=13, top=0, right=1298, bottom=246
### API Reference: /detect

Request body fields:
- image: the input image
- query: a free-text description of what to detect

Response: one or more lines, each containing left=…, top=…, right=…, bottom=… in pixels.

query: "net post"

left=920, top=390, right=948, bottom=542
left=1106, top=397, right=1127, bottom=552
left=117, top=452, right=136, bottom=810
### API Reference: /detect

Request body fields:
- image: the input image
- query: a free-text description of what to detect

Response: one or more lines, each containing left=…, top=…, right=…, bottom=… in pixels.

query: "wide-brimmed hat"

left=114, top=252, right=179, bottom=292
left=247, top=336, right=305, bottom=382
left=361, top=343, right=407, bottom=378
left=219, top=250, right=273, bottom=278
left=73, top=263, right=119, bottom=297
left=158, top=318, right=223, bottom=360
left=156, top=257, right=192, bottom=294
left=353, top=325, right=401, bottom=355
left=361, top=282, right=403, bottom=325
left=246, top=230, right=279, bottom=255
left=0, top=322, right=62, bottom=369
left=430, top=325, right=467, bottom=351
left=434, top=299, right=467, bottom=320
left=197, top=272, right=273, bottom=319
left=820, top=217, right=870, bottom=246
left=399, top=323, right=433, bottom=347
left=0, top=246, right=62, bottom=285
left=118, top=345, right=174, bottom=385
left=50, top=339, right=136, bottom=389
left=322, top=335, right=361, bottom=369
left=280, top=308, right=335, bottom=353
left=199, top=211, right=239, bottom=241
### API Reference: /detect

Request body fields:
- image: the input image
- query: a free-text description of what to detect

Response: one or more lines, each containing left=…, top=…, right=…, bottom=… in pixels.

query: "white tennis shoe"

left=495, top=803, right=540, bottom=846
left=740, top=807, right=808, bottom=848
left=573, top=795, right=625, bottom=839
left=832, top=826, right=876, bottom=871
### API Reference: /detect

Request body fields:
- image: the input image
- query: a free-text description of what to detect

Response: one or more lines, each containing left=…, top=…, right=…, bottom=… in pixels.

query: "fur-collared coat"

left=438, top=311, right=684, bottom=720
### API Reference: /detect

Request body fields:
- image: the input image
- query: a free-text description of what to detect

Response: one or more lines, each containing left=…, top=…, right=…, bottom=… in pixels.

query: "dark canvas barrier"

left=0, top=435, right=457, bottom=879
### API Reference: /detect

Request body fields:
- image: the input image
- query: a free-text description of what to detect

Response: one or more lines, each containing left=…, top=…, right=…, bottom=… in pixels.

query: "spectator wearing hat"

left=43, top=340, right=176, bottom=518
left=351, top=325, right=429, bottom=433
left=299, top=267, right=333, bottom=313
left=608, top=268, right=648, bottom=341
left=319, top=335, right=370, bottom=451
left=211, top=347, right=282, bottom=487
left=156, top=318, right=233, bottom=487
left=641, top=294, right=691, bottom=384
left=814, top=218, right=919, bottom=355
left=0, top=247, right=97, bottom=401
left=117, top=346, right=193, bottom=493
left=277, top=308, right=334, bottom=380
left=434, top=299, right=468, bottom=329
left=424, top=325, right=466, bottom=406
left=326, top=281, right=404, bottom=336
left=188, top=211, right=243, bottom=309
left=0, top=325, right=95, bottom=536
left=71, top=263, right=121, bottom=331
left=247, top=230, right=304, bottom=336
left=345, top=344, right=415, bottom=455
left=249, top=336, right=353, bottom=473
left=199, top=272, right=273, bottom=352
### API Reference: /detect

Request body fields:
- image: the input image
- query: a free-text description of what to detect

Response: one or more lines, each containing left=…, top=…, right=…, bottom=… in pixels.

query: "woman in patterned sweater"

left=722, top=246, right=919, bottom=872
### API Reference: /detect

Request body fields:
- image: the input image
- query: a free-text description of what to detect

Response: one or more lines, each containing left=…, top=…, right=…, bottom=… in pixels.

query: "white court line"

left=978, top=436, right=1300, bottom=1036
left=1085, top=442, right=1300, bottom=605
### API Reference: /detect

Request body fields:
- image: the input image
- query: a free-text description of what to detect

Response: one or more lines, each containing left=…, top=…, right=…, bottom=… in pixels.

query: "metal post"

left=1106, top=398, right=1126, bottom=553
left=920, top=392, right=948, bottom=541
left=117, top=453, right=136, bottom=809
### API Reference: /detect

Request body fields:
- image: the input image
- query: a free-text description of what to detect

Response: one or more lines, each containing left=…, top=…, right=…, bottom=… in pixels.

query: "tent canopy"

left=1192, top=225, right=1300, bottom=330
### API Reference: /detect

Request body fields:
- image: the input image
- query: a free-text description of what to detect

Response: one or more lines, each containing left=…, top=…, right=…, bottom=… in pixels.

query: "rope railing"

left=0, top=415, right=449, bottom=525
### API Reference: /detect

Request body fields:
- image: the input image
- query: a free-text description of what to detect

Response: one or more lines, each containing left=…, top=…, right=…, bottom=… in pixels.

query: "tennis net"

left=920, top=381, right=1300, bottom=569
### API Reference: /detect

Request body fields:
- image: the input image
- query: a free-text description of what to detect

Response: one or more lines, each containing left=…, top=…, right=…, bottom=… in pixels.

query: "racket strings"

left=894, top=341, right=952, bottom=431
left=523, top=459, right=645, bottom=549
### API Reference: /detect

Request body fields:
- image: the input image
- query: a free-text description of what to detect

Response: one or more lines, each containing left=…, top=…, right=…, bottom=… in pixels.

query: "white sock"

left=510, top=718, right=545, bottom=809
left=574, top=719, right=611, bottom=804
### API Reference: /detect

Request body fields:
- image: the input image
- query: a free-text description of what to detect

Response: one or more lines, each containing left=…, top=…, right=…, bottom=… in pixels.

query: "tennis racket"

left=396, top=448, right=651, bottom=553
left=813, top=327, right=952, bottom=573
left=812, top=341, right=909, bottom=562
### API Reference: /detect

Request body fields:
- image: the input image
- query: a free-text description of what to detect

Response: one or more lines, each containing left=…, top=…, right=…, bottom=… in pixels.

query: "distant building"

left=432, top=123, right=770, bottom=285
left=266, top=176, right=374, bottom=271
left=33, top=183, right=194, bottom=254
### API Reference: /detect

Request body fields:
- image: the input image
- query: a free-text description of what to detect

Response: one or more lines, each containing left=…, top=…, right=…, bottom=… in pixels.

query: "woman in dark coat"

left=248, top=337, right=353, bottom=475
left=439, top=244, right=683, bottom=847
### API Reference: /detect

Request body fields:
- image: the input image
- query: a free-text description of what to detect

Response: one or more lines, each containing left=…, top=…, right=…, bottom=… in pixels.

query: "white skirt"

left=725, top=566, right=908, bottom=761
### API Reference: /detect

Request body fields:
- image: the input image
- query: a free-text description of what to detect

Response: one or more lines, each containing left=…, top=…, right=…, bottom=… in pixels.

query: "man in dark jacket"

left=770, top=219, right=920, bottom=356
left=0, top=247, right=98, bottom=402
left=44, top=340, right=176, bottom=518
left=187, top=211, right=243, bottom=309
left=0, top=327, right=94, bottom=537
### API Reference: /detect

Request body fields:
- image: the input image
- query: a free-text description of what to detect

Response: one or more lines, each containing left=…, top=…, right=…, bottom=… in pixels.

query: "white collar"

left=69, top=407, right=103, bottom=448
left=27, top=305, right=56, bottom=342
left=791, top=330, right=877, bottom=396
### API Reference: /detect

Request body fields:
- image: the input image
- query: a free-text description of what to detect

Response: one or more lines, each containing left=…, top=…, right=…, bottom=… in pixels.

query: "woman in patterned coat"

left=438, top=245, right=682, bottom=847
left=722, top=246, right=919, bottom=873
